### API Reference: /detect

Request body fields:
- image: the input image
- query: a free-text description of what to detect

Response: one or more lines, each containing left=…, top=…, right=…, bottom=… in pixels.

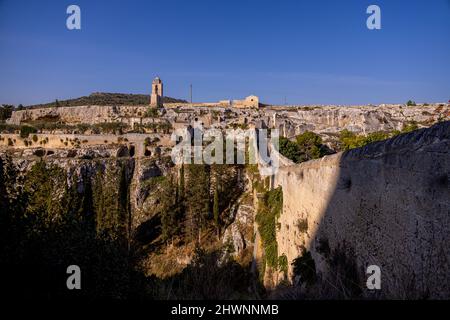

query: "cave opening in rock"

left=129, top=145, right=135, bottom=157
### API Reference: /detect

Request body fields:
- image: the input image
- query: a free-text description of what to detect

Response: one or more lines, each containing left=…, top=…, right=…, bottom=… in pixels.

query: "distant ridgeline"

left=26, top=92, right=187, bottom=108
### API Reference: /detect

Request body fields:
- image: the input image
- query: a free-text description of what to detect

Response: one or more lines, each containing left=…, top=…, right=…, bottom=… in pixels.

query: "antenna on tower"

left=190, top=84, right=193, bottom=104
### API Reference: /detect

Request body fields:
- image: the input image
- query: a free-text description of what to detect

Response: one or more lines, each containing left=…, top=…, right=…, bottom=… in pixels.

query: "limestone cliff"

left=0, top=147, right=173, bottom=235
left=2, top=111, right=449, bottom=299
left=8, top=104, right=449, bottom=138
left=271, top=121, right=450, bottom=298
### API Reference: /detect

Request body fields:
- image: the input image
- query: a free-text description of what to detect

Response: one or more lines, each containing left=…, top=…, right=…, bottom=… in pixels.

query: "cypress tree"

left=118, top=163, right=131, bottom=248
left=213, top=186, right=219, bottom=237
left=185, top=165, right=211, bottom=243
left=0, top=157, right=7, bottom=214
left=160, top=178, right=181, bottom=243
left=179, top=164, right=185, bottom=199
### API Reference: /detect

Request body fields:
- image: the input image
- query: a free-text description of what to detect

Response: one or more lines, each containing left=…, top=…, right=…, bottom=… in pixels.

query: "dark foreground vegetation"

left=0, top=156, right=257, bottom=300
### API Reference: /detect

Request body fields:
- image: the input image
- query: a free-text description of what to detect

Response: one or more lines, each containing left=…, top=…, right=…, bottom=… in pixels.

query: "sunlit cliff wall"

left=273, top=121, right=450, bottom=298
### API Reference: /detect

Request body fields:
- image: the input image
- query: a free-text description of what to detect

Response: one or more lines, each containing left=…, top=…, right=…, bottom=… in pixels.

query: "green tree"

left=401, top=121, right=419, bottom=133
left=292, top=247, right=317, bottom=287
left=279, top=137, right=301, bottom=163
left=0, top=157, right=6, bottom=212
left=363, top=131, right=390, bottom=144
left=160, top=178, right=182, bottom=243
left=295, top=131, right=326, bottom=161
left=340, top=129, right=391, bottom=150
left=0, top=157, right=146, bottom=300
left=279, top=132, right=327, bottom=163
left=213, top=186, right=220, bottom=237
left=145, top=107, right=158, bottom=118
left=179, top=164, right=185, bottom=199
left=19, top=125, right=37, bottom=138
left=0, top=104, right=14, bottom=121
left=0, top=157, right=10, bottom=257
left=22, top=160, right=67, bottom=226
left=185, top=165, right=211, bottom=243
left=92, top=163, right=130, bottom=241
left=119, top=165, right=130, bottom=240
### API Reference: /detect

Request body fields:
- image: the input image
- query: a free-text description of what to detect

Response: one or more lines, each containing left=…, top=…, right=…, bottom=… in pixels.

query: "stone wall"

left=273, top=121, right=450, bottom=298
left=0, top=133, right=174, bottom=158
left=7, top=105, right=150, bottom=125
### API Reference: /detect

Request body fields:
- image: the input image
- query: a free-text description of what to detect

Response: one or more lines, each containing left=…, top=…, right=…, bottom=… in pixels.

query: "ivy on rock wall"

left=256, top=186, right=283, bottom=270
left=21, top=160, right=67, bottom=227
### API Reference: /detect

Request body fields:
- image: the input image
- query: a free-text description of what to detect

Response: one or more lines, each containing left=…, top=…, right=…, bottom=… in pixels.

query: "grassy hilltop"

left=26, top=92, right=187, bottom=108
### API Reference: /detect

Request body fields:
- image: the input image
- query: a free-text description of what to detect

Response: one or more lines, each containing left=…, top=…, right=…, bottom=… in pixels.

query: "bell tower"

left=150, top=76, right=163, bottom=107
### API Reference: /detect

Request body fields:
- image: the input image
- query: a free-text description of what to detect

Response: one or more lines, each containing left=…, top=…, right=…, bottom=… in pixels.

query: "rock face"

left=130, top=157, right=173, bottom=229
left=0, top=149, right=172, bottom=235
left=8, top=104, right=449, bottom=138
left=267, top=105, right=449, bottom=147
left=272, top=121, right=450, bottom=298
left=7, top=105, right=150, bottom=125
left=222, top=199, right=255, bottom=256
left=3, top=101, right=450, bottom=298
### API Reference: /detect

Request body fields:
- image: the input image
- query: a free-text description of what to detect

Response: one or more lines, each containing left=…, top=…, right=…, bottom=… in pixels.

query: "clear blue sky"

left=0, top=0, right=449, bottom=105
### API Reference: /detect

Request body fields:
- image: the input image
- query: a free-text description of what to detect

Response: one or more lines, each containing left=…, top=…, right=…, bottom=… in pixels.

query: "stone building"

left=232, top=95, right=259, bottom=108
left=150, top=77, right=163, bottom=107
